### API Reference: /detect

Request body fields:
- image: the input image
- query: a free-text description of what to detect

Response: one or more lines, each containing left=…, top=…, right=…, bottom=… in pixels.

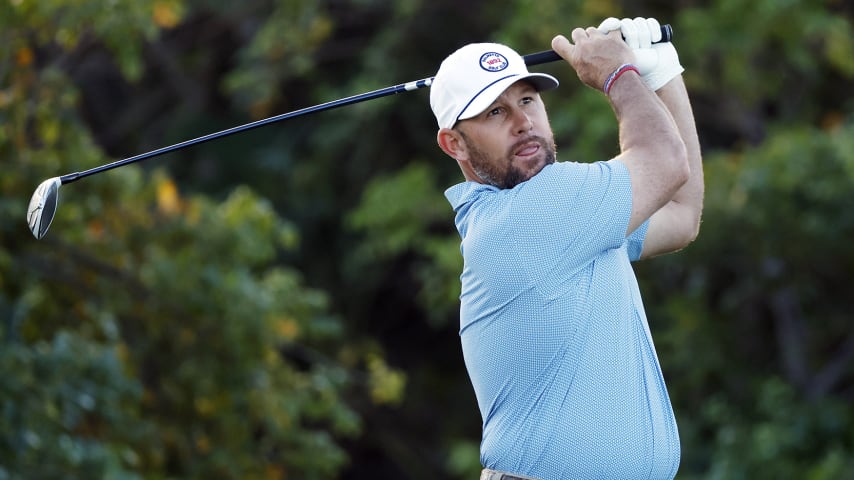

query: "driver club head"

left=28, top=177, right=61, bottom=239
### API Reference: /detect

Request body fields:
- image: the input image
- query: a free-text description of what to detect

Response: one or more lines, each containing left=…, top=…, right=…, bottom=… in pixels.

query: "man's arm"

left=594, top=17, right=704, bottom=258
left=552, top=29, right=689, bottom=236
left=640, top=75, right=704, bottom=258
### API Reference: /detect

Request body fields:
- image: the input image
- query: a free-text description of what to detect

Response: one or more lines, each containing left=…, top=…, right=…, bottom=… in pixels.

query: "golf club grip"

left=523, top=23, right=672, bottom=67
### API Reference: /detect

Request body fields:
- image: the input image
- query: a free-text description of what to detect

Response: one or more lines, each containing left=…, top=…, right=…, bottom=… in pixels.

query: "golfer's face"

left=457, top=81, right=555, bottom=189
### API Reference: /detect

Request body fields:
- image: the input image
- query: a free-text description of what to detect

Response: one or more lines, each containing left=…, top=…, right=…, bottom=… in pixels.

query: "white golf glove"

left=598, top=17, right=684, bottom=91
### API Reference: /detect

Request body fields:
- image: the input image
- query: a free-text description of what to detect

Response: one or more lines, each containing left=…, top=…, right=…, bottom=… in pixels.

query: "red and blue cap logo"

left=479, top=52, right=509, bottom=72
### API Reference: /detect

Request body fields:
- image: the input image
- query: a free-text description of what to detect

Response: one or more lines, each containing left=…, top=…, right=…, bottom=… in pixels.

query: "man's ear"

left=437, top=128, right=467, bottom=160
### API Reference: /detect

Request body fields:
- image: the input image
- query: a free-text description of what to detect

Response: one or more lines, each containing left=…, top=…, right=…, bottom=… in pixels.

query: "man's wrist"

left=604, top=63, right=640, bottom=95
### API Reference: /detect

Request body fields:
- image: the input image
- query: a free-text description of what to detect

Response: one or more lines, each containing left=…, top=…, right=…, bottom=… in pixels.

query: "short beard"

left=457, top=129, right=556, bottom=189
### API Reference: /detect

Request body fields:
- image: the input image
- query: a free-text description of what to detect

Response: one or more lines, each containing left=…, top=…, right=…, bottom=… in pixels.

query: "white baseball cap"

left=430, top=42, right=559, bottom=129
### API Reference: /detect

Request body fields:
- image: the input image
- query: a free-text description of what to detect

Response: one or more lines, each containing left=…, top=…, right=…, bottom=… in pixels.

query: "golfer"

left=430, top=17, right=703, bottom=480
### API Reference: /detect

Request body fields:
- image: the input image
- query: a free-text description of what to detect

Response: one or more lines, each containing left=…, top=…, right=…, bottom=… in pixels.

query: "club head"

left=27, top=177, right=61, bottom=239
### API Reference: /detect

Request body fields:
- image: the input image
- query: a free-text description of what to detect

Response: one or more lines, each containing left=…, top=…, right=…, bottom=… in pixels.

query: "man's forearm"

left=657, top=76, right=704, bottom=229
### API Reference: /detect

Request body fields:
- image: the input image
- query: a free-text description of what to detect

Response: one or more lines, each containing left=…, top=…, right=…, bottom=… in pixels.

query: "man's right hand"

left=551, top=28, right=635, bottom=93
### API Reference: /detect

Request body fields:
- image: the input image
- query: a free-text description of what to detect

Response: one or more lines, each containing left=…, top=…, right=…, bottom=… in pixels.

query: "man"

left=429, top=17, right=703, bottom=480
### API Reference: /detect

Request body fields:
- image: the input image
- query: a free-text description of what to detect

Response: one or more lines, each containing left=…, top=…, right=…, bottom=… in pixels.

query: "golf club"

left=27, top=24, right=672, bottom=239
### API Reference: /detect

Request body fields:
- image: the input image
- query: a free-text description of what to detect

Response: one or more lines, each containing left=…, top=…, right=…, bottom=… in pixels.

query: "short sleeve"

left=627, top=220, right=649, bottom=261
left=511, top=160, right=634, bottom=278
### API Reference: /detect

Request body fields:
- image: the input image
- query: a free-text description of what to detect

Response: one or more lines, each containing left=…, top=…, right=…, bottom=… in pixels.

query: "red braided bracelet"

left=603, top=64, right=640, bottom=95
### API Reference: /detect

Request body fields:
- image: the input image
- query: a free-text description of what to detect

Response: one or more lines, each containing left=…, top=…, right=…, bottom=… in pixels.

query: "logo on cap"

left=479, top=52, right=509, bottom=72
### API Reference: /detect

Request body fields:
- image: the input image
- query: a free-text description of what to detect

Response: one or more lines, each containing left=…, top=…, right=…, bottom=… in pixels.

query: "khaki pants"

left=480, top=468, right=541, bottom=480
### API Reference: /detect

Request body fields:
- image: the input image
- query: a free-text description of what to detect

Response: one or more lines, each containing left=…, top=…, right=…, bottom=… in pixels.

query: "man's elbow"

left=669, top=138, right=690, bottom=189
left=661, top=215, right=702, bottom=256
left=677, top=205, right=703, bottom=249
left=650, top=131, right=689, bottom=196
left=684, top=215, right=702, bottom=245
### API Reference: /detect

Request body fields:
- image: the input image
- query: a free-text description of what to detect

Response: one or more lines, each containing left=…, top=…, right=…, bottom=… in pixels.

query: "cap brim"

left=456, top=73, right=559, bottom=123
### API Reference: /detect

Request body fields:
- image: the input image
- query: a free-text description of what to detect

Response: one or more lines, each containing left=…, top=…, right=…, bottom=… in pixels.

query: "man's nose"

left=513, top=109, right=533, bottom=134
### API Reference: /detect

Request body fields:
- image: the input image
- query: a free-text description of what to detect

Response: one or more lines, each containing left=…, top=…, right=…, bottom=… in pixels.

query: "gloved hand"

left=598, top=17, right=684, bottom=91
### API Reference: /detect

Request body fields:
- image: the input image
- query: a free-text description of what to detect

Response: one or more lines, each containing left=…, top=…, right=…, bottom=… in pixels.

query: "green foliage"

left=2, top=0, right=176, bottom=81
left=641, top=121, right=854, bottom=478
left=365, top=353, right=407, bottom=406
left=347, top=163, right=462, bottom=324
left=445, top=439, right=482, bottom=479
left=4, top=169, right=358, bottom=478
left=224, top=0, right=334, bottom=116
left=1, top=3, right=359, bottom=479
left=0, top=331, right=144, bottom=480
left=697, top=378, right=854, bottom=480
left=678, top=0, right=854, bottom=118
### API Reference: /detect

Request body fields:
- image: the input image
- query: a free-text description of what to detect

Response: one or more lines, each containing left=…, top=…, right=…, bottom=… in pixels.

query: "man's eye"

left=487, top=107, right=502, bottom=117
left=521, top=97, right=534, bottom=105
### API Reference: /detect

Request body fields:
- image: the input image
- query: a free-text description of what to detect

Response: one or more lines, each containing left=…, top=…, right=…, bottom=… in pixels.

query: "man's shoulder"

left=444, top=181, right=498, bottom=210
left=529, top=159, right=627, bottom=182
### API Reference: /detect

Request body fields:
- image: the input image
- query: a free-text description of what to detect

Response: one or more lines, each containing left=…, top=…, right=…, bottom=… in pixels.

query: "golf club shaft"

left=59, top=80, right=433, bottom=185
left=59, top=24, right=672, bottom=185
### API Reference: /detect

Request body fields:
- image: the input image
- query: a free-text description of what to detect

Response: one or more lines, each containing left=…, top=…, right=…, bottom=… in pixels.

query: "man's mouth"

left=514, top=142, right=541, bottom=158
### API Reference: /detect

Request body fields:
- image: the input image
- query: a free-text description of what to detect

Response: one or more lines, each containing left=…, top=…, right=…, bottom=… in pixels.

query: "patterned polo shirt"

left=445, top=160, right=680, bottom=479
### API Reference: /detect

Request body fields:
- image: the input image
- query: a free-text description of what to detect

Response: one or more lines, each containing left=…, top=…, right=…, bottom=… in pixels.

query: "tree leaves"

left=2, top=3, right=357, bottom=477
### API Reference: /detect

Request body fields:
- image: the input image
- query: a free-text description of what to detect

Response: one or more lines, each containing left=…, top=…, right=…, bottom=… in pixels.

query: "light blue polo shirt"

left=445, top=160, right=680, bottom=479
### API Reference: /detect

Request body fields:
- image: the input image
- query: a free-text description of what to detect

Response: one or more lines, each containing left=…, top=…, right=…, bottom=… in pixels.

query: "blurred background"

left=1, top=0, right=853, bottom=478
